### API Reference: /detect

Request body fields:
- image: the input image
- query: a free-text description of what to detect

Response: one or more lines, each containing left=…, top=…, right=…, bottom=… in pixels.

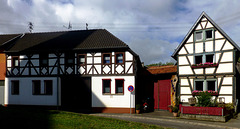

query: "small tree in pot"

left=172, top=106, right=178, bottom=117
left=136, top=104, right=141, bottom=114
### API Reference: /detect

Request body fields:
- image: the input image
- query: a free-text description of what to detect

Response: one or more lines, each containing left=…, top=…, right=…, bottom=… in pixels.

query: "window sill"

left=102, top=93, right=124, bottom=95
left=191, top=64, right=218, bottom=69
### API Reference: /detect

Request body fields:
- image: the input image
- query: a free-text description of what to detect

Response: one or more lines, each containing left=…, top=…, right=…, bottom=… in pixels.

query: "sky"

left=1, top=0, right=240, bottom=65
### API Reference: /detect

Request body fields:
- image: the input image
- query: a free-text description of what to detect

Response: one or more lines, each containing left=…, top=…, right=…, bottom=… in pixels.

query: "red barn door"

left=154, top=79, right=171, bottom=110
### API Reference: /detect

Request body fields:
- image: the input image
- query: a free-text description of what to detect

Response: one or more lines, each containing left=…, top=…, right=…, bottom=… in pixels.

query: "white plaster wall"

left=125, top=62, right=133, bottom=73
left=205, top=68, right=215, bottom=74
left=215, top=53, right=221, bottom=62
left=194, top=69, right=203, bottom=74
left=49, top=59, right=57, bottom=66
left=180, top=87, right=191, bottom=94
left=125, top=51, right=133, bottom=61
left=87, top=65, right=92, bottom=74
left=20, top=60, right=27, bottom=67
left=206, top=22, right=213, bottom=28
left=92, top=76, right=135, bottom=108
left=49, top=54, right=56, bottom=58
left=178, top=47, right=187, bottom=55
left=180, top=95, right=192, bottom=103
left=219, top=86, right=232, bottom=94
left=223, top=41, right=234, bottom=50
left=188, top=56, right=194, bottom=65
left=179, top=66, right=193, bottom=75
left=222, top=77, right=233, bottom=85
left=201, top=21, right=207, bottom=28
left=87, top=57, right=92, bottom=64
left=195, top=43, right=203, bottom=53
left=205, top=41, right=213, bottom=52
left=95, top=65, right=101, bottom=74
left=178, top=56, right=188, bottom=65
left=7, top=60, right=11, bottom=67
left=186, top=34, right=193, bottom=43
left=215, top=39, right=225, bottom=51
left=95, top=53, right=101, bottom=56
left=196, top=24, right=202, bottom=30
left=218, top=96, right=232, bottom=103
left=32, top=54, right=39, bottom=58
left=94, top=57, right=101, bottom=64
left=185, top=44, right=193, bottom=54
left=221, top=51, right=233, bottom=62
left=180, top=79, right=189, bottom=86
left=202, top=17, right=207, bottom=21
left=5, top=77, right=58, bottom=106
left=216, top=63, right=233, bottom=73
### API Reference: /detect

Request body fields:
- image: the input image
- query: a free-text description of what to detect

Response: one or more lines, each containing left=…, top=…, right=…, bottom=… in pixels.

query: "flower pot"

left=173, top=112, right=178, bottom=117
left=136, top=110, right=140, bottom=114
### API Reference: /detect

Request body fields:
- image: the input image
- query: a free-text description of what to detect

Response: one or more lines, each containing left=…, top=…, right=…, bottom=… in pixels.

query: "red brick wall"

left=0, top=53, right=6, bottom=80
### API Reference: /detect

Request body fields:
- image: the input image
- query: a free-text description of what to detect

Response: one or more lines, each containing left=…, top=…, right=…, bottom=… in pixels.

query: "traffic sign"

left=128, top=85, right=134, bottom=92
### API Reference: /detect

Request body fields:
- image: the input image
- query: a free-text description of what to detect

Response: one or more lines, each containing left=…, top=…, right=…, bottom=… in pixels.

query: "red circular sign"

left=128, top=85, right=134, bottom=92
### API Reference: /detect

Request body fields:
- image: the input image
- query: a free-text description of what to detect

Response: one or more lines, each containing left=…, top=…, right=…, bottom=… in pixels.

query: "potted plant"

left=136, top=104, right=141, bottom=114
left=172, top=106, right=178, bottom=117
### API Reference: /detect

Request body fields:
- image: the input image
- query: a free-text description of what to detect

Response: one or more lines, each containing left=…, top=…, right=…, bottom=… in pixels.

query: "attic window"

left=195, top=31, right=203, bottom=41
left=116, top=53, right=124, bottom=64
left=206, top=30, right=213, bottom=39
left=65, top=53, right=75, bottom=66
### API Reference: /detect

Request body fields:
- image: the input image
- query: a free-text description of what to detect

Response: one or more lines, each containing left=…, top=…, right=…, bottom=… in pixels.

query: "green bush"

left=196, top=91, right=214, bottom=107
left=136, top=104, right=141, bottom=110
left=172, top=106, right=178, bottom=112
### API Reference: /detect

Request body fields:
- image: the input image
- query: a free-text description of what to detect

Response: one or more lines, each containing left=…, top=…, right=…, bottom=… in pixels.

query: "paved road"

left=91, top=112, right=240, bottom=129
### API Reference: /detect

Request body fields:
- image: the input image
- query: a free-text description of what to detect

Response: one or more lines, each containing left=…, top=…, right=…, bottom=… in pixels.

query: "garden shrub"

left=196, top=91, right=214, bottom=107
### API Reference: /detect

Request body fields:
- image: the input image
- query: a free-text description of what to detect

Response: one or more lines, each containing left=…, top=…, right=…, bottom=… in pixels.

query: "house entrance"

left=61, top=76, right=91, bottom=112
left=154, top=79, right=171, bottom=110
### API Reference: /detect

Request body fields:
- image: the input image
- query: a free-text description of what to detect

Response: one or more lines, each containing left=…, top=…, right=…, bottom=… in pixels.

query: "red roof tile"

left=147, top=65, right=177, bottom=74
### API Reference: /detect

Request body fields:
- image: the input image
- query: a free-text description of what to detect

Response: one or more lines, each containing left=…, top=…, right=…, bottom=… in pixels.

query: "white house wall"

left=5, top=77, right=59, bottom=106
left=91, top=76, right=135, bottom=108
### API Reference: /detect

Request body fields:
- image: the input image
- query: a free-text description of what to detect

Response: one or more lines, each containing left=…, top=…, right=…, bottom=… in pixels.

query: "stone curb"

left=91, top=114, right=240, bottom=129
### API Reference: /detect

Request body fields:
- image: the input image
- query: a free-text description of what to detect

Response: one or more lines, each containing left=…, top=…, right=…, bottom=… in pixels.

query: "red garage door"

left=154, top=79, right=171, bottom=110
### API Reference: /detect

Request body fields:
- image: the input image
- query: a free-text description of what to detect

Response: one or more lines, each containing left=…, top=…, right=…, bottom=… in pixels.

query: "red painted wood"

left=158, top=80, right=171, bottom=110
left=154, top=82, right=159, bottom=109
left=180, top=105, right=230, bottom=116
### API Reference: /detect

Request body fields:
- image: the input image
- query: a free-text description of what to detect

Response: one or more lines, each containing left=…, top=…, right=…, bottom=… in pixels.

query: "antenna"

left=28, top=22, right=33, bottom=33
left=63, top=21, right=72, bottom=30
left=86, top=23, right=88, bottom=30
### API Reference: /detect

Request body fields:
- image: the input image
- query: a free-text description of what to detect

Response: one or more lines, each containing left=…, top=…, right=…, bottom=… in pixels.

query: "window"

left=65, top=53, right=75, bottom=66
left=102, top=79, right=111, bottom=94
left=12, top=56, right=19, bottom=67
left=32, top=80, right=41, bottom=95
left=115, top=79, right=124, bottom=94
left=205, top=30, right=213, bottom=39
left=78, top=54, right=86, bottom=65
left=195, top=81, right=203, bottom=91
left=40, top=54, right=48, bottom=67
left=195, top=31, right=203, bottom=41
left=195, top=55, right=203, bottom=64
left=103, top=54, right=111, bottom=64
left=207, top=80, right=216, bottom=91
left=11, top=81, right=19, bottom=95
left=194, top=79, right=217, bottom=92
left=206, top=54, right=214, bottom=63
left=44, top=80, right=53, bottom=95
left=0, top=80, right=4, bottom=86
left=116, top=53, right=124, bottom=64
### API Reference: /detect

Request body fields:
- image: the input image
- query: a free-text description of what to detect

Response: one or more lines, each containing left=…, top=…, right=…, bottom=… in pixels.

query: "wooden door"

left=154, top=79, right=171, bottom=110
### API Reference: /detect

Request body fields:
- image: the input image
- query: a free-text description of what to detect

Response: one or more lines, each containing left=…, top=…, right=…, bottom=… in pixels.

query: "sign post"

left=128, top=85, right=134, bottom=114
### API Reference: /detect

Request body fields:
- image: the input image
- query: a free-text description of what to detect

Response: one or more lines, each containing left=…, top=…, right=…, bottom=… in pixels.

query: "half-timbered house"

left=172, top=12, right=240, bottom=105
left=3, top=29, right=142, bottom=113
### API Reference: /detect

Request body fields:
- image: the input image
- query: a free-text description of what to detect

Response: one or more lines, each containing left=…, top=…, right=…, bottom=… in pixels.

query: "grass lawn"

left=0, top=106, right=168, bottom=129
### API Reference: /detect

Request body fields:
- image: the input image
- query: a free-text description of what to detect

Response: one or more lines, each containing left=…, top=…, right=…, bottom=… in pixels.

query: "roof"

left=172, top=12, right=240, bottom=59
left=4, top=29, right=130, bottom=53
left=147, top=65, right=177, bottom=74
